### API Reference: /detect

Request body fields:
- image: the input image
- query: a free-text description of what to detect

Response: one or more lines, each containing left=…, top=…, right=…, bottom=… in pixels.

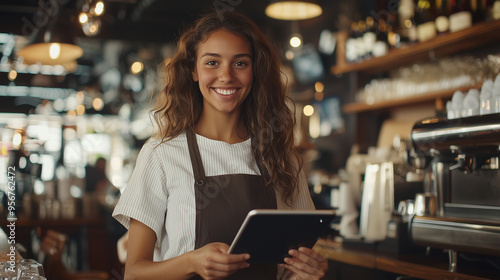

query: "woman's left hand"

left=280, top=247, right=328, bottom=280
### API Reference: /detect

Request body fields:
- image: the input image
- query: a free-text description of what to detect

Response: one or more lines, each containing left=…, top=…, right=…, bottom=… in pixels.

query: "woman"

left=113, top=9, right=328, bottom=280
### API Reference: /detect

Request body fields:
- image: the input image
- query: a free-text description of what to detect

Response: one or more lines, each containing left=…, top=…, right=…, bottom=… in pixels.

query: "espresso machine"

left=409, top=114, right=500, bottom=270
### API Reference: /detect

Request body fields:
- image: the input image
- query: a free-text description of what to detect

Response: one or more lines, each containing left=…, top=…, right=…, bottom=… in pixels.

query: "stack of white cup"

left=480, top=79, right=494, bottom=115
left=493, top=74, right=500, bottom=113
left=447, top=73, right=500, bottom=119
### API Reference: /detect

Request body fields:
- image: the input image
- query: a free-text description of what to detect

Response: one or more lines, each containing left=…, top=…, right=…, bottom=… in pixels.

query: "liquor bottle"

left=363, top=17, right=377, bottom=58
left=357, top=19, right=370, bottom=60
left=471, top=0, right=487, bottom=23
left=415, top=0, right=437, bottom=41
left=398, top=0, right=418, bottom=43
left=345, top=22, right=361, bottom=63
left=491, top=0, right=500, bottom=20
left=486, top=0, right=498, bottom=20
left=435, top=0, right=450, bottom=34
left=449, top=0, right=473, bottom=32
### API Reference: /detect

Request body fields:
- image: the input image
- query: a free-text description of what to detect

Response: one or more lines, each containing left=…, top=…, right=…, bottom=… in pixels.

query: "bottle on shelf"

left=449, top=0, right=473, bottom=32
left=345, top=21, right=361, bottom=63
left=373, top=18, right=390, bottom=56
left=363, top=17, right=378, bottom=59
left=435, top=0, right=450, bottom=34
left=415, top=0, right=437, bottom=41
left=398, top=0, right=418, bottom=43
left=471, top=0, right=487, bottom=23
left=489, top=0, right=500, bottom=20
left=357, top=19, right=370, bottom=60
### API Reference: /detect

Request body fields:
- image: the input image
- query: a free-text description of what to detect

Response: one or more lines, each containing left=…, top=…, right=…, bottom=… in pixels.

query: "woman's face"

left=192, top=28, right=253, bottom=117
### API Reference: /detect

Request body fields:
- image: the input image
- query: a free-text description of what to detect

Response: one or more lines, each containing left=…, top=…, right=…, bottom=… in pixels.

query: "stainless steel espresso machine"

left=409, top=114, right=500, bottom=271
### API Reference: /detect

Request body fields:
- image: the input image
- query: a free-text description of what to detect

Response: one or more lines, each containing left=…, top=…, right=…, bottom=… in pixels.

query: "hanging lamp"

left=265, top=0, right=323, bottom=20
left=17, top=9, right=83, bottom=66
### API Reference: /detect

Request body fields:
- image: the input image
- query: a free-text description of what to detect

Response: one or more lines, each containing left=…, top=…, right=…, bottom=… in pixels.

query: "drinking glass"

left=16, top=259, right=45, bottom=279
left=18, top=276, right=47, bottom=280
left=0, top=261, right=17, bottom=280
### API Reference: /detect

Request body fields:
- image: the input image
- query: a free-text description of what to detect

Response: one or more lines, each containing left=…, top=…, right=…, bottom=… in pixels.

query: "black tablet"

left=227, top=209, right=336, bottom=264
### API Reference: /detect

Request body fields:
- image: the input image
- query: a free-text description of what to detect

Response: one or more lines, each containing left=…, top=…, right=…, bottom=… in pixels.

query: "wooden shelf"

left=315, top=239, right=500, bottom=280
left=332, top=20, right=500, bottom=75
left=342, top=84, right=481, bottom=114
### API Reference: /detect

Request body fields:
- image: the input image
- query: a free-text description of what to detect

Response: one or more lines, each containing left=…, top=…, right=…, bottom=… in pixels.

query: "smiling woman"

left=192, top=28, right=253, bottom=143
left=112, top=9, right=328, bottom=280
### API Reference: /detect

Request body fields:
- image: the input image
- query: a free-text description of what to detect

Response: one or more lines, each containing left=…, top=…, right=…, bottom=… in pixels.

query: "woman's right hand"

left=190, top=242, right=250, bottom=280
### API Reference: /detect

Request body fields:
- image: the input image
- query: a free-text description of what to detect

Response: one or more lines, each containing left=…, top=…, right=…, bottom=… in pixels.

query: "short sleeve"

left=113, top=141, right=168, bottom=241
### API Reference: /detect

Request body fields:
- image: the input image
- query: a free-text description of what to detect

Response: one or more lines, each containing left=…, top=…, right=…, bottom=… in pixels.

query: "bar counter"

left=0, top=214, right=113, bottom=272
left=315, top=238, right=500, bottom=280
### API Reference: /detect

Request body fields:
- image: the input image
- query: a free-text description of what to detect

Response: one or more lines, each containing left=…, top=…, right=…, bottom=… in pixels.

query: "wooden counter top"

left=314, top=238, right=500, bottom=280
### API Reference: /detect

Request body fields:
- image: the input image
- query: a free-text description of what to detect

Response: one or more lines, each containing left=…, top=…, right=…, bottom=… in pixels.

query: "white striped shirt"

left=112, top=131, right=314, bottom=262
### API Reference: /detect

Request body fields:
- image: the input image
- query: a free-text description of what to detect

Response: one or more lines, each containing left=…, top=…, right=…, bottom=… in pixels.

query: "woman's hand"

left=191, top=242, right=250, bottom=280
left=280, top=247, right=328, bottom=280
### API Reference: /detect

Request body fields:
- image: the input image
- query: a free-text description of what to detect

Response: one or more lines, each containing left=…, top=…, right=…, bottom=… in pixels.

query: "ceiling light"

left=93, top=1, right=105, bottom=16
left=130, top=61, right=144, bottom=74
left=82, top=17, right=101, bottom=36
left=49, top=43, right=61, bottom=59
left=314, top=81, right=324, bottom=92
left=79, top=12, right=89, bottom=24
left=93, top=97, right=104, bottom=111
left=303, top=104, right=314, bottom=116
left=17, top=14, right=83, bottom=65
left=8, top=70, right=17, bottom=81
left=290, top=35, right=302, bottom=48
left=265, top=1, right=322, bottom=20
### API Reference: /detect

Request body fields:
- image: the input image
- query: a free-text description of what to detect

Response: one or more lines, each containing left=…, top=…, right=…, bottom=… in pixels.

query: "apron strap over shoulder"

left=186, top=129, right=206, bottom=189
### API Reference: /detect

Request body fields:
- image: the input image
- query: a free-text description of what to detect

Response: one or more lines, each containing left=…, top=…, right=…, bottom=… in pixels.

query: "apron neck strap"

left=186, top=129, right=206, bottom=183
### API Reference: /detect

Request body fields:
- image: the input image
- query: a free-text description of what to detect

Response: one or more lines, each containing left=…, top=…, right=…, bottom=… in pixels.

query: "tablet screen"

left=227, top=209, right=335, bottom=264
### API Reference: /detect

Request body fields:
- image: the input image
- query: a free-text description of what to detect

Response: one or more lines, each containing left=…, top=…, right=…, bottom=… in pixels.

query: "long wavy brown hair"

left=151, top=10, right=302, bottom=205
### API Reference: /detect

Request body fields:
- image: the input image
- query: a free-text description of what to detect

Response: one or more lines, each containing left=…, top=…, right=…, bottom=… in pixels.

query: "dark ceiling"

left=0, top=0, right=374, bottom=115
left=0, top=0, right=355, bottom=45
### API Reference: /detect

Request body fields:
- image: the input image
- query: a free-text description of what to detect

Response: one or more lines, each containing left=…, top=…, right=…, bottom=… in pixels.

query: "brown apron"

left=186, top=129, right=278, bottom=280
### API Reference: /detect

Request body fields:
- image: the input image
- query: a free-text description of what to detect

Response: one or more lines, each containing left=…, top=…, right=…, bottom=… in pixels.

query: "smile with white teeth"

left=213, top=88, right=237, bottom=96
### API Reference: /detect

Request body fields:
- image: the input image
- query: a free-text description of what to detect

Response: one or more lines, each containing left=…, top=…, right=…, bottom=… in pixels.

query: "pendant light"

left=265, top=0, right=323, bottom=20
left=17, top=9, right=83, bottom=66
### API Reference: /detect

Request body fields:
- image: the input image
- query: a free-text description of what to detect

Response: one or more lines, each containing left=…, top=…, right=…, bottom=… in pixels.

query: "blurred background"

left=1, top=0, right=500, bottom=279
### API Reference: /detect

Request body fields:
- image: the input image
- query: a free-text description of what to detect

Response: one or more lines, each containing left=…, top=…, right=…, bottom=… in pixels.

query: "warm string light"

left=8, top=70, right=17, bottom=81
left=80, top=0, right=105, bottom=36
left=290, top=36, right=302, bottom=48
left=130, top=61, right=144, bottom=74
left=79, top=13, right=89, bottom=24
left=303, top=105, right=314, bottom=116
left=93, top=97, right=104, bottom=111
left=314, top=81, right=324, bottom=101
left=94, top=1, right=105, bottom=15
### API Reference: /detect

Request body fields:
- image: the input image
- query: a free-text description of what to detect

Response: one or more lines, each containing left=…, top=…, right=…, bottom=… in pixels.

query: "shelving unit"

left=332, top=20, right=500, bottom=75
left=342, top=84, right=481, bottom=114
left=334, top=20, right=500, bottom=114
